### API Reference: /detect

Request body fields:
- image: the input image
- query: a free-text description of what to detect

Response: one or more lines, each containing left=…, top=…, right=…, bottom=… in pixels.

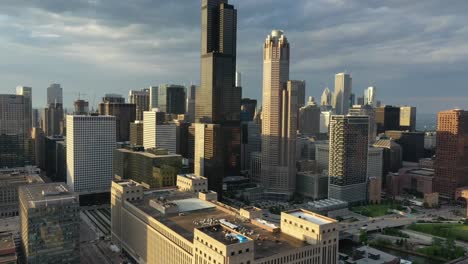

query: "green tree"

left=359, top=230, right=368, bottom=245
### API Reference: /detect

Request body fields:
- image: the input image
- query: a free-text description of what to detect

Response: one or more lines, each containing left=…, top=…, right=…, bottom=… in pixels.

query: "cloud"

left=0, top=0, right=467, bottom=114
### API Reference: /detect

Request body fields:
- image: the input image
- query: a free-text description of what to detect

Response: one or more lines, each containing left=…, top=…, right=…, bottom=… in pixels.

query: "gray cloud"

left=0, top=0, right=467, bottom=113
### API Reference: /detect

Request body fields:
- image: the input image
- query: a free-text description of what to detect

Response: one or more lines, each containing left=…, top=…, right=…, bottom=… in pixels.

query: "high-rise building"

left=357, top=96, right=365, bottom=106
left=399, top=106, right=417, bottom=131
left=320, top=111, right=332, bottom=134
left=149, top=86, right=158, bottom=110
left=332, top=73, right=352, bottom=115
left=103, top=94, right=125, bottom=103
left=19, top=183, right=80, bottom=264
left=45, top=136, right=65, bottom=181
left=349, top=93, right=356, bottom=108
left=111, top=179, right=339, bottom=264
left=185, top=85, right=197, bottom=123
left=433, top=109, right=468, bottom=199
left=196, top=0, right=241, bottom=186
left=47, top=83, right=63, bottom=105
left=240, top=121, right=261, bottom=171
left=373, top=137, right=403, bottom=187
left=130, top=121, right=144, bottom=146
left=364, top=86, right=376, bottom=106
left=349, top=104, right=377, bottom=143
left=98, top=98, right=136, bottom=142
left=73, top=99, right=89, bottom=115
left=321, top=87, right=332, bottom=106
left=329, top=115, right=368, bottom=204
left=66, top=115, right=116, bottom=193
left=32, top=108, right=40, bottom=128
left=241, top=98, right=257, bottom=122
left=16, top=86, right=32, bottom=137
left=43, top=102, right=64, bottom=137
left=385, top=131, right=425, bottom=162
left=157, top=84, right=187, bottom=115
left=375, top=106, right=400, bottom=134
left=295, top=80, right=306, bottom=108
left=0, top=94, right=33, bottom=168
left=32, top=127, right=45, bottom=168
left=298, top=97, right=321, bottom=136
left=129, top=89, right=150, bottom=121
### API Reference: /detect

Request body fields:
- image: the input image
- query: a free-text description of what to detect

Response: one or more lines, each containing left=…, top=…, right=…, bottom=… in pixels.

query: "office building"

left=66, top=115, right=116, bottom=194
left=349, top=104, right=377, bottom=143
left=373, top=138, right=403, bottom=187
left=321, top=87, right=332, bottom=106
left=356, top=96, right=365, bottom=106
left=387, top=167, right=434, bottom=197
left=143, top=110, right=178, bottom=153
left=298, top=97, right=320, bottom=136
left=433, top=110, right=468, bottom=199
left=129, top=89, right=150, bottom=121
left=73, top=99, right=89, bottom=115
left=194, top=123, right=224, bottom=193
left=367, top=147, right=383, bottom=179
left=32, top=108, right=40, bottom=128
left=0, top=94, right=33, bottom=168
left=329, top=116, right=368, bottom=204
left=32, top=127, right=45, bottom=168
left=332, top=73, right=352, bottom=115
left=295, top=80, right=306, bottom=108
left=261, top=30, right=298, bottom=200
left=157, top=84, right=186, bottom=115
left=130, top=121, right=144, bottom=146
left=186, top=85, right=197, bottom=123
left=98, top=97, right=136, bottom=142
left=149, top=86, right=158, bottom=110
left=320, top=111, right=332, bottom=134
left=364, top=86, right=376, bottom=106
left=399, top=106, right=417, bottom=131
left=45, top=135, right=65, bottom=181
left=43, top=102, right=64, bottom=137
left=296, top=171, right=328, bottom=200
left=16, top=86, right=32, bottom=137
left=114, top=147, right=182, bottom=188
left=385, top=131, right=425, bottom=162
left=0, top=167, right=43, bottom=219
left=19, top=183, right=80, bottom=264
left=349, top=93, right=355, bottom=108
left=375, top=106, right=400, bottom=134
left=241, top=121, right=261, bottom=170
left=103, top=94, right=125, bottom=103
left=241, top=98, right=257, bottom=122
left=47, top=83, right=63, bottom=105
left=111, top=179, right=339, bottom=264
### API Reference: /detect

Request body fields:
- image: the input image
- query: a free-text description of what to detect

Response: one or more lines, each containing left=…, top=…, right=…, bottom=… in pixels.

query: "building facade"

left=129, top=89, right=150, bottom=121
left=298, top=97, right=320, bottom=136
left=399, top=106, right=417, bottom=131
left=157, top=84, right=186, bottom=115
left=332, top=73, right=352, bottom=115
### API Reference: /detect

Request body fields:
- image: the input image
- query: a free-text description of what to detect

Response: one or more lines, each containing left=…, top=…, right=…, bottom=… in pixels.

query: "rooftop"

left=407, top=168, right=434, bottom=177
left=179, top=174, right=207, bottom=180
left=129, top=188, right=309, bottom=259
left=20, top=183, right=78, bottom=208
left=286, top=209, right=335, bottom=225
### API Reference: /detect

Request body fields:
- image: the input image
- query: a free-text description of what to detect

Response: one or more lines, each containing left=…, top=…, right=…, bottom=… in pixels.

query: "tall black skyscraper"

left=195, top=0, right=241, bottom=193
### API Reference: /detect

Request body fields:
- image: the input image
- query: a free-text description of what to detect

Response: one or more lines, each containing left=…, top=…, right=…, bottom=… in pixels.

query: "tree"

left=359, top=230, right=368, bottom=245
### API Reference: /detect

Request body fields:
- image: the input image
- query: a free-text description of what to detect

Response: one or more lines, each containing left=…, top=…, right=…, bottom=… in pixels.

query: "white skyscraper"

left=332, top=73, right=352, bottom=115
left=143, top=110, right=158, bottom=149
left=320, top=87, right=332, bottom=106
left=47, top=83, right=63, bottom=105
left=364, top=86, right=376, bottom=106
left=66, top=115, right=116, bottom=193
left=143, top=110, right=177, bottom=153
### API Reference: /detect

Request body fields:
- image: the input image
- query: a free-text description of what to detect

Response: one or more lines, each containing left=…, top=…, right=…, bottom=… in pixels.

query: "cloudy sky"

left=1, top=0, right=468, bottom=113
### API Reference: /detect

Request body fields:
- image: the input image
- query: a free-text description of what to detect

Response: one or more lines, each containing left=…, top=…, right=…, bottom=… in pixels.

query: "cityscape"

left=1, top=1, right=468, bottom=264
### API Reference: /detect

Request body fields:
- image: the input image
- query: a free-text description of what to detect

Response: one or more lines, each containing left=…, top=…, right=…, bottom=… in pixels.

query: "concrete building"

left=349, top=104, right=377, bottom=143
left=157, top=84, right=186, bottom=115
left=387, top=167, right=434, bottom=197
left=0, top=167, right=43, bottom=219
left=47, top=83, right=63, bottom=105
left=129, top=89, right=150, bottom=121
left=385, top=131, right=425, bottom=162
left=367, top=147, right=383, bottom=179
left=143, top=110, right=178, bottom=154
left=320, top=111, right=332, bottom=134
left=240, top=121, right=261, bottom=171
left=376, top=106, right=400, bottom=134
left=0, top=94, right=33, bottom=168
left=111, top=179, right=339, bottom=264
left=329, top=116, right=368, bottom=204
left=296, top=171, right=328, bottom=200
left=298, top=97, right=320, bottom=136
left=296, top=136, right=316, bottom=161
left=73, top=99, right=89, bottom=115
left=43, top=102, right=64, bottom=136
left=66, top=115, right=116, bottom=194
left=261, top=30, right=298, bottom=200
left=103, top=94, right=125, bottom=104
left=113, top=147, right=182, bottom=188
left=433, top=109, right=468, bottom=199
left=176, top=174, right=208, bottom=193
left=399, top=106, right=416, bottom=131
left=186, top=85, right=197, bottom=123
left=306, top=199, right=349, bottom=219
left=315, top=141, right=330, bottom=173
left=372, top=138, right=403, bottom=187
left=99, top=97, right=136, bottom=142
left=332, top=73, right=352, bottom=115
left=19, top=183, right=80, bottom=264
left=250, top=151, right=262, bottom=183
left=130, top=121, right=144, bottom=146
left=368, top=177, right=382, bottom=204
left=340, top=246, right=400, bottom=264
left=45, top=135, right=65, bottom=181
left=149, top=86, right=158, bottom=110
left=321, top=87, right=332, bottom=106
left=16, top=86, right=32, bottom=137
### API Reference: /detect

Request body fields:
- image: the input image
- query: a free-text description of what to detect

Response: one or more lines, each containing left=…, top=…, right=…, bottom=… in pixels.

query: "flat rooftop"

left=178, top=174, right=206, bottom=180
left=287, top=210, right=335, bottom=225
left=407, top=168, right=434, bottom=176
left=130, top=189, right=308, bottom=259
left=0, top=233, right=15, bottom=250
left=21, top=183, right=78, bottom=208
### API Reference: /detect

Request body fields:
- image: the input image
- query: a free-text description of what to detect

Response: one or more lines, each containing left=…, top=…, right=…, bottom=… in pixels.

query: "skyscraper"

left=196, top=0, right=241, bottom=190
left=98, top=97, right=136, bottom=142
left=149, top=86, right=158, bottom=110
left=43, top=102, right=64, bottom=136
left=66, top=115, right=116, bottom=193
left=296, top=80, right=306, bottom=108
left=349, top=104, right=377, bottom=143
left=261, top=30, right=298, bottom=199
left=298, top=97, right=320, bottom=136
left=16, top=86, right=32, bottom=137
left=433, top=109, right=468, bottom=198
left=364, top=86, right=376, bottom=106
left=73, top=99, right=89, bottom=115
left=332, top=73, right=352, bottom=115
left=157, top=84, right=187, bottom=115
left=241, top=98, right=257, bottom=121
left=186, top=85, right=197, bottom=123
left=375, top=106, right=400, bottom=134
left=321, top=87, right=332, bottom=106
left=129, top=89, right=150, bottom=121
left=329, top=115, right=369, bottom=204
left=399, top=106, right=417, bottom=131
left=19, top=183, right=80, bottom=264
left=47, top=83, right=63, bottom=105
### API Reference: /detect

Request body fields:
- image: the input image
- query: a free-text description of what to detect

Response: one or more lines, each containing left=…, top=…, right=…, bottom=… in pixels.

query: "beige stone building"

left=111, top=180, right=339, bottom=264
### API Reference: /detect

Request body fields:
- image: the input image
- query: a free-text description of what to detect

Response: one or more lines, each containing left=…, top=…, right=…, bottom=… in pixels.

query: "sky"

left=1, top=0, right=468, bottom=113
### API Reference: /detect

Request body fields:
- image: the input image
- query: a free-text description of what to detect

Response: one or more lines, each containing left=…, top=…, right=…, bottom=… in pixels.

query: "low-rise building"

left=111, top=180, right=339, bottom=264
left=306, top=199, right=349, bottom=218
left=296, top=171, right=328, bottom=200
left=386, top=167, right=434, bottom=197
left=0, top=233, right=17, bottom=264
left=177, top=174, right=208, bottom=193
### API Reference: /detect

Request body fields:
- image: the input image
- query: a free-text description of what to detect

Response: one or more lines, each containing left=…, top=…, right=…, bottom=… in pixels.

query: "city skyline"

left=1, top=1, right=468, bottom=113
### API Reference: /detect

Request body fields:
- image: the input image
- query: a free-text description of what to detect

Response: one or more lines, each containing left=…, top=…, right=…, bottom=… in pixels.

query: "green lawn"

left=350, top=204, right=393, bottom=217
left=408, top=223, right=468, bottom=242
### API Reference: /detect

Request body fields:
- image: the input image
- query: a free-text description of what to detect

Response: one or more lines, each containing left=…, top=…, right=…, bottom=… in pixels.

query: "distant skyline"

left=1, top=0, right=468, bottom=113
